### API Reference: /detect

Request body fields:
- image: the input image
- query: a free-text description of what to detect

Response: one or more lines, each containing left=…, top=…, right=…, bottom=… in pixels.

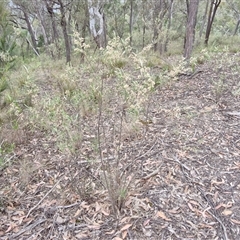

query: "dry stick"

left=198, top=187, right=228, bottom=240
left=206, top=209, right=228, bottom=240
left=56, top=201, right=81, bottom=209
left=26, top=176, right=63, bottom=218
left=10, top=219, right=46, bottom=239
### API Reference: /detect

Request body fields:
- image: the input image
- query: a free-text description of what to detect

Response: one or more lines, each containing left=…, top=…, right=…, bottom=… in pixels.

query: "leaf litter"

left=0, top=53, right=240, bottom=239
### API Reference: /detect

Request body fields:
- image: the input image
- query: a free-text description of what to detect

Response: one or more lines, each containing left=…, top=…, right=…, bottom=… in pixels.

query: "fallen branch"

left=206, top=210, right=228, bottom=240
left=198, top=187, right=228, bottom=240
left=56, top=201, right=81, bottom=209
left=10, top=219, right=46, bottom=239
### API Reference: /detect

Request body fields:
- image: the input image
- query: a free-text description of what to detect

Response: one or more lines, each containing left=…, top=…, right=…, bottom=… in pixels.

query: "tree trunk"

left=22, top=10, right=39, bottom=55
left=234, top=18, right=240, bottom=35
left=142, top=1, right=146, bottom=49
left=44, top=0, right=59, bottom=43
left=129, top=0, right=133, bottom=46
left=152, top=0, right=167, bottom=53
left=58, top=0, right=71, bottom=64
left=88, top=0, right=106, bottom=48
left=184, top=0, right=199, bottom=60
left=164, top=0, right=174, bottom=52
left=205, top=0, right=221, bottom=46
left=198, top=0, right=209, bottom=42
left=153, top=1, right=160, bottom=52
left=33, top=0, right=50, bottom=45
left=80, top=0, right=89, bottom=62
left=67, top=3, right=73, bottom=50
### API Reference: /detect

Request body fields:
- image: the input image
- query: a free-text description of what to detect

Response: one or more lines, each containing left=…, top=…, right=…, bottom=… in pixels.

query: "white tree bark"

left=88, top=0, right=106, bottom=48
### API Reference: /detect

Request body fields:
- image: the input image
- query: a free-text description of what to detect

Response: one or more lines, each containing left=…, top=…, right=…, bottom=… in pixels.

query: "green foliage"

left=104, top=0, right=129, bottom=39
left=101, top=36, right=131, bottom=71
left=0, top=2, right=17, bottom=113
left=0, top=2, right=17, bottom=76
left=37, top=35, right=44, bottom=48
left=212, top=77, right=227, bottom=102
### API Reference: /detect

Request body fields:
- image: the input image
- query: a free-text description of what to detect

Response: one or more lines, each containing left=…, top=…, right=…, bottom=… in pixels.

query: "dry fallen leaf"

left=120, top=223, right=132, bottom=232
left=87, top=224, right=101, bottom=230
left=168, top=207, right=181, bottom=214
left=199, top=223, right=214, bottom=229
left=222, top=209, right=232, bottom=216
left=75, top=233, right=88, bottom=239
left=5, top=222, right=18, bottom=233
left=95, top=202, right=101, bottom=212
left=106, top=230, right=115, bottom=235
left=157, top=211, right=171, bottom=221
left=187, top=202, right=195, bottom=212
left=124, top=198, right=132, bottom=207
left=74, top=209, right=81, bottom=218
left=189, top=200, right=199, bottom=206
left=122, top=230, right=128, bottom=239
left=120, top=217, right=131, bottom=224
left=143, top=228, right=152, bottom=237
left=56, top=216, right=65, bottom=224
left=231, top=219, right=240, bottom=225
left=101, top=209, right=110, bottom=216
left=143, top=219, right=151, bottom=226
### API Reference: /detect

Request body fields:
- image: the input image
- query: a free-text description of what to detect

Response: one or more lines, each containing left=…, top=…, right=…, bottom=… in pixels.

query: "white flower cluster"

left=72, top=30, right=90, bottom=54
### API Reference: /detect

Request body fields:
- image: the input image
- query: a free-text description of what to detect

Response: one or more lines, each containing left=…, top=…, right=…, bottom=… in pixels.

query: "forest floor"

left=1, top=51, right=240, bottom=240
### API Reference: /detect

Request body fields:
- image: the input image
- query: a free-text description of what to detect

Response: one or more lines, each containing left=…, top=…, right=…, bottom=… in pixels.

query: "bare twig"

left=56, top=201, right=81, bottom=209
left=206, top=209, right=228, bottom=240
left=26, top=176, right=63, bottom=218
left=198, top=187, right=228, bottom=240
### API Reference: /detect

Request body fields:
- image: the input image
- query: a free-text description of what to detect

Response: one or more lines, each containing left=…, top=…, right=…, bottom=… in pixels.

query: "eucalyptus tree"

left=129, top=0, right=134, bottom=46
left=205, top=0, right=221, bottom=45
left=88, top=0, right=107, bottom=48
left=184, top=0, right=199, bottom=59
left=29, top=0, right=50, bottom=46
left=152, top=0, right=168, bottom=53
left=44, top=0, right=59, bottom=43
left=197, top=0, right=209, bottom=43
left=56, top=0, right=73, bottom=63
left=11, top=0, right=39, bottom=55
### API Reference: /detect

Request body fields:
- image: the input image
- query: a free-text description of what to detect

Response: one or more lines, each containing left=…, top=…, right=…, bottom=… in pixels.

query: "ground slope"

left=0, top=52, right=240, bottom=240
